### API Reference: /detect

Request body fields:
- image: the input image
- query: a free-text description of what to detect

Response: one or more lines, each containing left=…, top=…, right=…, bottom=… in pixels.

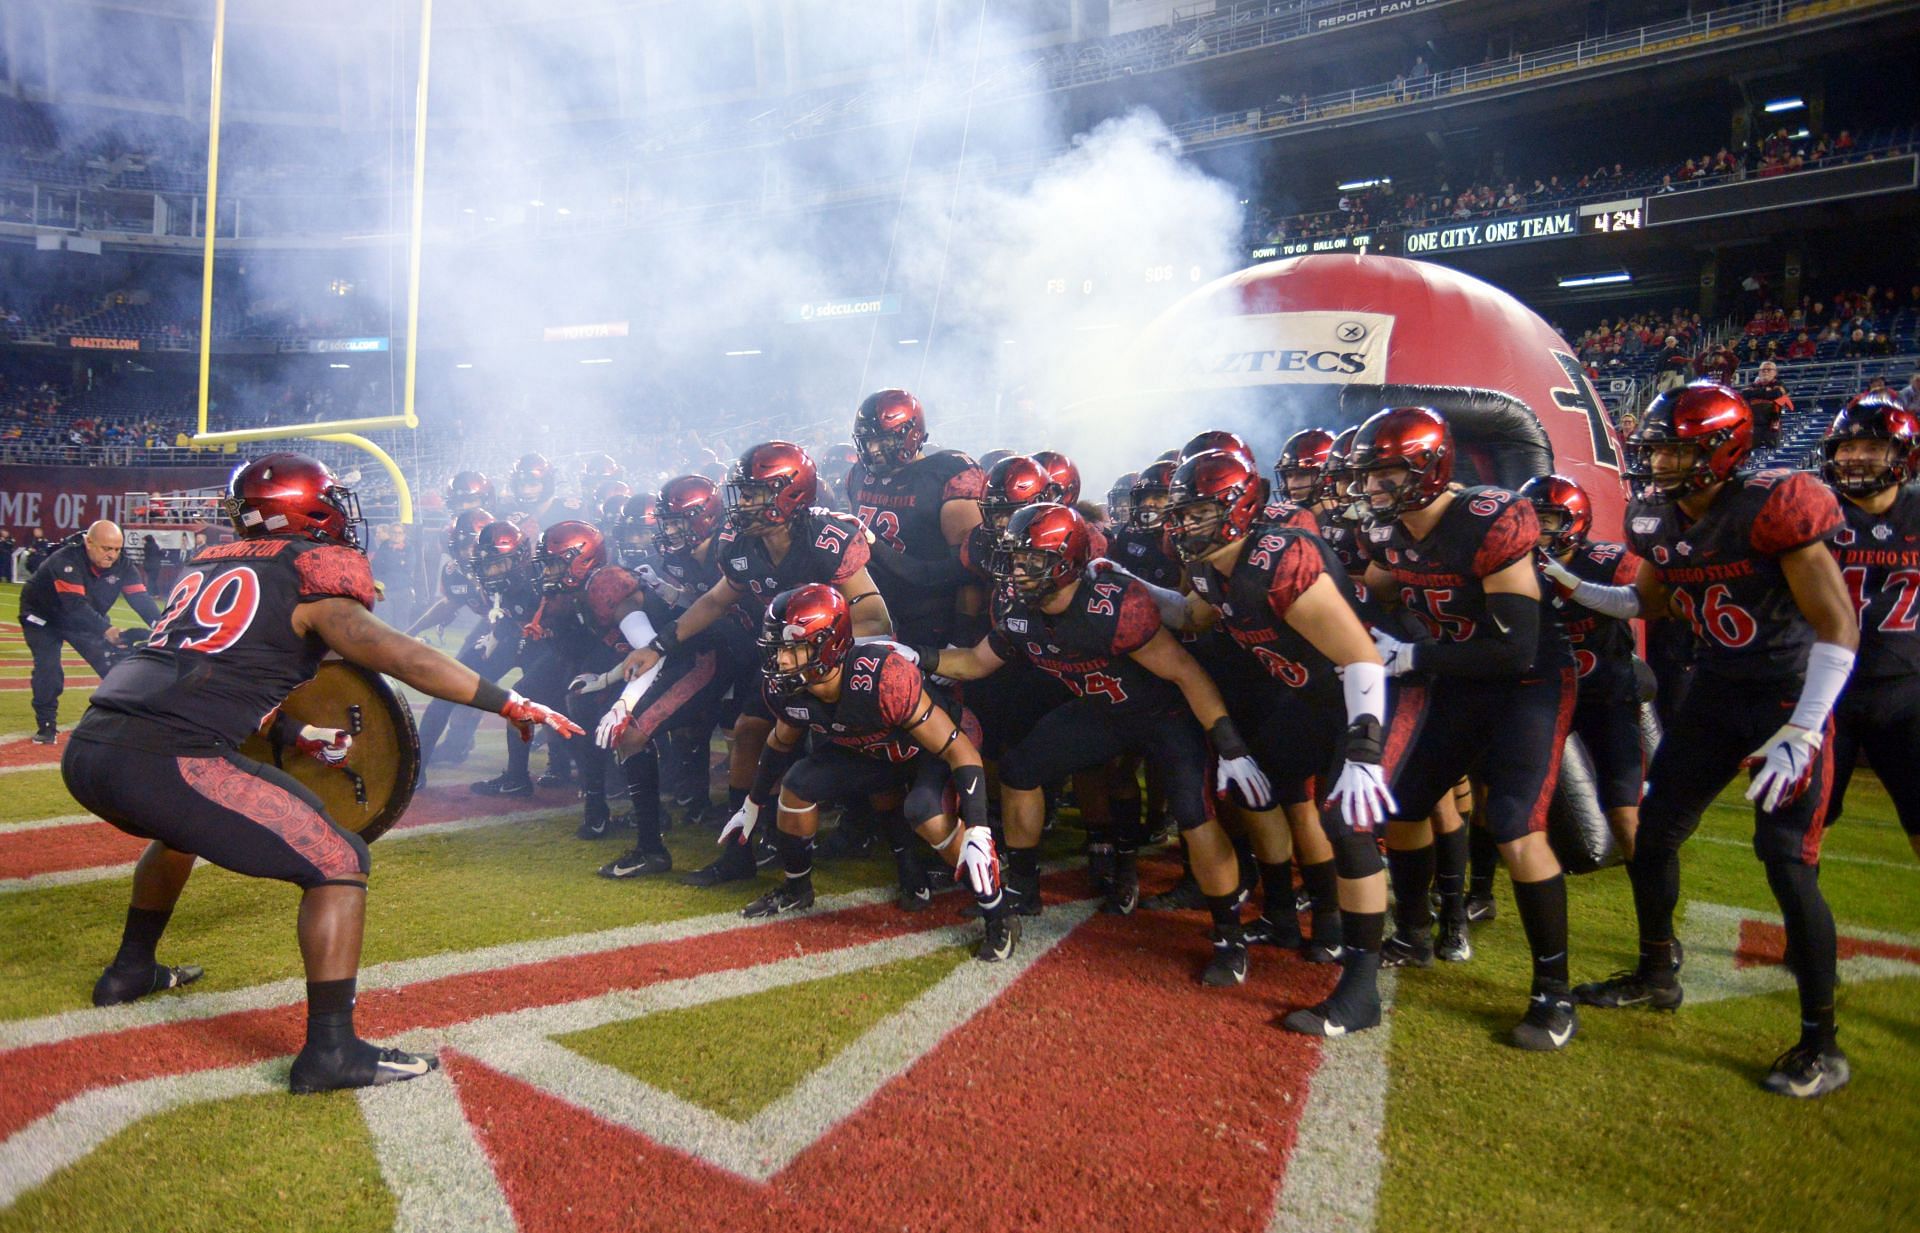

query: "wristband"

left=1208, top=715, right=1251, bottom=761
left=1341, top=715, right=1385, bottom=765
left=1788, top=641, right=1855, bottom=732
left=952, top=763, right=989, bottom=829
left=619, top=610, right=657, bottom=653
left=651, top=623, right=680, bottom=656
left=1341, top=659, right=1386, bottom=727
left=471, top=679, right=511, bottom=713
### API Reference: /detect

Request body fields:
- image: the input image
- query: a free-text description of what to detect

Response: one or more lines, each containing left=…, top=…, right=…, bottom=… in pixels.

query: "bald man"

left=19, top=521, right=162, bottom=743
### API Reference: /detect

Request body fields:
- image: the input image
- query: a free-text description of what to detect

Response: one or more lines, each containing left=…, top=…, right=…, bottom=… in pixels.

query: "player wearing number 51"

left=61, top=454, right=584, bottom=1096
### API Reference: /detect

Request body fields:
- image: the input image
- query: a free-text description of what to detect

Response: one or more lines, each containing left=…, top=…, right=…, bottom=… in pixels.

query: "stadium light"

left=1557, top=271, right=1632, bottom=288
left=557, top=207, right=572, bottom=215
left=328, top=362, right=351, bottom=369
left=579, top=357, right=613, bottom=365
left=1337, top=177, right=1390, bottom=191
left=461, top=207, right=475, bottom=214
left=529, top=199, right=545, bottom=207
left=1792, top=128, right=1811, bottom=140
left=1763, top=96, right=1805, bottom=113
left=724, top=349, right=762, bottom=357
left=897, top=338, right=920, bottom=345
left=455, top=363, right=473, bottom=369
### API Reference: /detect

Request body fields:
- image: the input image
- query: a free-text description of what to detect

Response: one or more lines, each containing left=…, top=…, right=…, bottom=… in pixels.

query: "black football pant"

left=23, top=615, right=114, bottom=729
left=611, top=647, right=732, bottom=851
left=999, top=699, right=1212, bottom=831
left=1825, top=676, right=1920, bottom=837
left=1573, top=680, right=1646, bottom=813
left=418, top=618, right=523, bottom=769
left=561, top=642, right=628, bottom=804
left=505, top=639, right=577, bottom=784
left=1383, top=669, right=1577, bottom=843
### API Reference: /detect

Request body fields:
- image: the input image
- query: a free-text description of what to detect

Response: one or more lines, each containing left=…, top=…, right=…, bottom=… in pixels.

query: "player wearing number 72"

left=915, top=501, right=1273, bottom=988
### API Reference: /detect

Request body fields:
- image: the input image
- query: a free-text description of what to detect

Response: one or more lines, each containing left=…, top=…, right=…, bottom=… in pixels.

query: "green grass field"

left=1, top=581, right=1915, bottom=1232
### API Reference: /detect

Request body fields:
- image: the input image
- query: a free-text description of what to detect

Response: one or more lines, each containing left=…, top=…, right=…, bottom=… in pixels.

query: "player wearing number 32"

left=917, top=501, right=1272, bottom=984
left=61, top=454, right=583, bottom=1095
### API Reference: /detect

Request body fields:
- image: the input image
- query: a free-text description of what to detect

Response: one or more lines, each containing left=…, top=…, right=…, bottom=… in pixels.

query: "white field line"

left=1268, top=971, right=1397, bottom=1233
left=1680, top=900, right=1920, bottom=1006
left=1693, top=833, right=1918, bottom=871
left=0, top=814, right=97, bottom=833
left=0, top=1061, right=283, bottom=1211
left=357, top=1068, right=518, bottom=1233
left=0, top=761, right=62, bottom=777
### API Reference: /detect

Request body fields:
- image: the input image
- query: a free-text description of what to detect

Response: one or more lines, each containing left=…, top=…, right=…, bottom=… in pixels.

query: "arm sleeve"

left=121, top=579, right=163, bottom=625
left=1413, top=592, right=1539, bottom=679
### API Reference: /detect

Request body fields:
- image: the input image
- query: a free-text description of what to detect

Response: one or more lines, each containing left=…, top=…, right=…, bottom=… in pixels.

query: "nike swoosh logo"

left=378, top=1056, right=432, bottom=1077
left=1548, top=1022, right=1573, bottom=1048
left=611, top=863, right=647, bottom=876
left=1784, top=1075, right=1822, bottom=1098
left=1322, top=1022, right=1347, bottom=1038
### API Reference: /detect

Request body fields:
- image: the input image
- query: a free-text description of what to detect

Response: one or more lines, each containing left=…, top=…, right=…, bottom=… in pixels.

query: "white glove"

left=476, top=626, right=499, bottom=658
left=1538, top=554, right=1580, bottom=591
left=596, top=696, right=633, bottom=749
left=1370, top=628, right=1417, bottom=677
left=1216, top=755, right=1273, bottom=810
left=296, top=725, right=353, bottom=766
left=568, top=671, right=612, bottom=695
left=719, top=799, right=761, bottom=846
left=1743, top=723, right=1823, bottom=813
left=1326, top=762, right=1396, bottom=833
left=635, top=563, right=686, bottom=608
left=956, top=825, right=1000, bottom=896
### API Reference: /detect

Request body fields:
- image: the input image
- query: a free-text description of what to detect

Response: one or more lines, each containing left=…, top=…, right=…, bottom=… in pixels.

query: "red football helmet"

left=1129, top=460, right=1178, bottom=529
left=1106, top=471, right=1141, bottom=526
left=536, top=520, right=607, bottom=594
left=578, top=453, right=623, bottom=488
left=1822, top=392, right=1920, bottom=496
left=593, top=478, right=631, bottom=508
left=978, top=448, right=1018, bottom=473
left=445, top=470, right=496, bottom=512
left=1031, top=451, right=1082, bottom=505
left=656, top=474, right=725, bottom=552
left=995, top=502, right=1093, bottom=600
left=1627, top=382, right=1753, bottom=501
left=1324, top=426, right=1363, bottom=507
left=224, top=453, right=364, bottom=549
left=598, top=493, right=631, bottom=529
left=1276, top=428, right=1336, bottom=505
left=760, top=584, right=855, bottom=694
left=726, top=442, right=818, bottom=534
left=1349, top=406, right=1454, bottom=521
left=446, top=507, right=494, bottom=562
left=1165, top=450, right=1269, bottom=563
left=853, top=389, right=928, bottom=473
left=472, top=520, right=532, bottom=593
left=610, top=500, right=659, bottom=569
left=1517, top=474, right=1593, bottom=555
left=511, top=453, right=555, bottom=504
left=1180, top=430, right=1256, bottom=473
left=982, top=455, right=1056, bottom=535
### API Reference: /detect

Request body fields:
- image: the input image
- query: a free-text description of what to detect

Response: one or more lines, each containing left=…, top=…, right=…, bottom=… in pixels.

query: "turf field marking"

left=1681, top=901, right=1920, bottom=1007
left=1267, top=971, right=1396, bottom=1233
left=1694, top=833, right=1917, bottom=871
left=357, top=1066, right=518, bottom=1233
left=0, top=1060, right=282, bottom=1210
left=0, top=814, right=98, bottom=833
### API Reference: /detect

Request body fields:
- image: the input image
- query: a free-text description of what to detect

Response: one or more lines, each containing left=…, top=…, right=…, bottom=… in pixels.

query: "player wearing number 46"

left=1563, top=383, right=1860, bottom=1099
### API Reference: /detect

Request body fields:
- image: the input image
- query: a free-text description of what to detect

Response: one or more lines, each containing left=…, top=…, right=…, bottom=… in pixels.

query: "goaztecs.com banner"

left=0, top=465, right=234, bottom=538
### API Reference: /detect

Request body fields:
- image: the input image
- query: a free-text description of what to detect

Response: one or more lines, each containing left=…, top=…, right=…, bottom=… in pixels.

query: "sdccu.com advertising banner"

left=0, top=465, right=233, bottom=539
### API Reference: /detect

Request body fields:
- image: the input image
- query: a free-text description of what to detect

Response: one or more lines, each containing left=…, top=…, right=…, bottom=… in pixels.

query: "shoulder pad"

left=294, top=544, right=377, bottom=608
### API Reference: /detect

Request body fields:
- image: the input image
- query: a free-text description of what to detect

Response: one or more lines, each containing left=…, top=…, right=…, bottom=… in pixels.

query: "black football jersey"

left=1189, top=526, right=1350, bottom=705
left=1550, top=539, right=1642, bottom=693
left=717, top=510, right=871, bottom=619
left=959, top=523, right=996, bottom=583
left=846, top=450, right=983, bottom=641
left=988, top=572, right=1176, bottom=711
left=1107, top=526, right=1186, bottom=591
left=1317, top=508, right=1371, bottom=576
left=489, top=572, right=544, bottom=626
left=1830, top=483, right=1920, bottom=681
left=1258, top=498, right=1319, bottom=534
left=1627, top=469, right=1841, bottom=682
left=438, top=559, right=490, bottom=617
left=80, top=537, right=377, bottom=752
left=766, top=642, right=931, bottom=763
left=1369, top=485, right=1570, bottom=677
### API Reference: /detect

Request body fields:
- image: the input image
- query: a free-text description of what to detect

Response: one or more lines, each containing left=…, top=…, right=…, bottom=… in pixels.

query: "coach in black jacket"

left=18, top=521, right=162, bottom=743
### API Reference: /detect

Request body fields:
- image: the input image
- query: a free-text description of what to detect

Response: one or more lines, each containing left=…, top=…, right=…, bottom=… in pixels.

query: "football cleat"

left=535, top=768, right=573, bottom=790
left=975, top=912, right=1022, bottom=963
left=1572, top=968, right=1684, bottom=1011
left=1142, top=874, right=1205, bottom=912
left=1201, top=938, right=1250, bottom=988
left=1510, top=993, right=1579, bottom=1052
left=289, top=1040, right=439, bottom=1094
left=575, top=795, right=612, bottom=840
left=1294, top=887, right=1314, bottom=915
left=1301, top=938, right=1347, bottom=965
left=1435, top=919, right=1474, bottom=963
left=1380, top=930, right=1434, bottom=969
left=32, top=723, right=58, bottom=745
left=1102, top=865, right=1140, bottom=916
left=1464, top=894, right=1497, bottom=923
left=91, top=962, right=204, bottom=1008
left=742, top=882, right=815, bottom=918
left=1243, top=914, right=1302, bottom=950
left=897, top=883, right=934, bottom=913
left=1281, top=996, right=1382, bottom=1038
left=597, top=846, right=673, bottom=879
left=1762, top=1043, right=1851, bottom=1099
left=680, top=843, right=758, bottom=887
left=469, top=773, right=532, bottom=797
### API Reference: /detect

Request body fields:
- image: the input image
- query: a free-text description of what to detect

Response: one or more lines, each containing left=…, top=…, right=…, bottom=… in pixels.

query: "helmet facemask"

left=1823, top=437, right=1905, bottom=497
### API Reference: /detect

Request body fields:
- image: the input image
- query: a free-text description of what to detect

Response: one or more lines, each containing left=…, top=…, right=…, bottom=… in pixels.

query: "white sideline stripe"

left=450, top=904, right=1093, bottom=1182
left=1680, top=900, right=1920, bottom=1007
left=1267, top=972, right=1397, bottom=1233
left=0, top=1061, right=282, bottom=1211
left=0, top=805, right=558, bottom=898
left=0, top=814, right=97, bottom=834
left=0, top=762, right=61, bottom=778
left=0, top=885, right=899, bottom=1052
left=358, top=1069, right=518, bottom=1233
left=1694, top=833, right=1918, bottom=871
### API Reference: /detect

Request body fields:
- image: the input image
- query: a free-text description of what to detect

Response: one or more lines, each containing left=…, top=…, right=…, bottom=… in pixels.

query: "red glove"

left=500, top=690, right=584, bottom=743
left=293, top=725, right=353, bottom=767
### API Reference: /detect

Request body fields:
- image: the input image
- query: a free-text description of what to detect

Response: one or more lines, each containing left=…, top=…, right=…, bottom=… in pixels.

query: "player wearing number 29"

left=1573, top=383, right=1860, bottom=1100
left=61, top=453, right=583, bottom=1095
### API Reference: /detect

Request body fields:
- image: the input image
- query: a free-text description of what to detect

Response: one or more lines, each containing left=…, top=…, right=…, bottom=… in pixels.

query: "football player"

left=509, top=453, right=561, bottom=527
left=414, top=517, right=544, bottom=778
left=1354, top=406, right=1581, bottom=1051
left=444, top=470, right=496, bottom=515
left=1572, top=384, right=1859, bottom=1097
left=66, top=453, right=579, bottom=1093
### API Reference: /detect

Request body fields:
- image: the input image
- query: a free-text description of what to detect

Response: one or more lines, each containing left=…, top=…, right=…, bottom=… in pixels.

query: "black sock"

left=1297, top=859, right=1341, bottom=946
left=1388, top=843, right=1436, bottom=934
left=775, top=827, right=814, bottom=894
left=622, top=747, right=663, bottom=850
left=1627, top=846, right=1680, bottom=965
left=1434, top=826, right=1469, bottom=922
left=306, top=977, right=356, bottom=1049
left=1257, top=860, right=1293, bottom=922
left=1342, top=908, right=1386, bottom=953
left=1230, top=831, right=1257, bottom=889
left=506, top=727, right=531, bottom=780
left=1008, top=846, right=1040, bottom=902
left=1765, top=860, right=1838, bottom=1051
left=1511, top=873, right=1570, bottom=995
left=1468, top=824, right=1500, bottom=898
left=1206, top=893, right=1244, bottom=945
left=111, top=906, right=171, bottom=972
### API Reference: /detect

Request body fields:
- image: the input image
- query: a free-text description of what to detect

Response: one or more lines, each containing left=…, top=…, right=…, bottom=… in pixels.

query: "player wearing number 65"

left=60, top=453, right=584, bottom=1095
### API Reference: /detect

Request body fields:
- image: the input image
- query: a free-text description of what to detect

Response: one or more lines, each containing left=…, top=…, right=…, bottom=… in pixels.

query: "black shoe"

left=815, top=824, right=874, bottom=861
left=575, top=795, right=612, bottom=840
left=470, top=773, right=533, bottom=797
left=1380, top=930, right=1434, bottom=969
left=680, top=844, right=758, bottom=887
left=1510, top=993, right=1579, bottom=1051
left=1464, top=893, right=1497, bottom=923
left=743, top=881, right=815, bottom=918
left=598, top=845, right=673, bottom=879
left=1281, top=995, right=1381, bottom=1037
left=536, top=769, right=573, bottom=790
left=289, top=1039, right=439, bottom=1094
left=1762, top=1042, right=1851, bottom=1098
left=91, top=962, right=204, bottom=1008
left=897, top=883, right=934, bottom=912
left=1294, top=887, right=1314, bottom=914
left=1301, top=938, right=1347, bottom=965
left=1141, top=874, right=1205, bottom=912
left=31, top=723, right=57, bottom=745
left=1244, top=914, right=1302, bottom=950
left=1435, top=918, right=1473, bottom=963
left=975, top=912, right=1022, bottom=962
left=1572, top=967, right=1683, bottom=1011
left=1102, top=865, right=1139, bottom=916
left=1202, top=937, right=1249, bottom=987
